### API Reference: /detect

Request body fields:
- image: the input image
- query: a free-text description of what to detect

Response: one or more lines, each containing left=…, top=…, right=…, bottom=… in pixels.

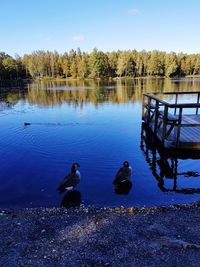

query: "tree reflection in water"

left=2, top=78, right=200, bottom=110
left=140, top=123, right=200, bottom=194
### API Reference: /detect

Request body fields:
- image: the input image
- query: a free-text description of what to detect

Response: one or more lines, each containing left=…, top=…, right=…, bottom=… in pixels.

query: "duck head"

left=123, top=161, right=129, bottom=168
left=71, top=162, right=80, bottom=173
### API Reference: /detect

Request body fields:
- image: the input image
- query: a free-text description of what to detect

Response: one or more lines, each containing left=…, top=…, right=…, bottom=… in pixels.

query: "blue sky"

left=1, top=0, right=200, bottom=56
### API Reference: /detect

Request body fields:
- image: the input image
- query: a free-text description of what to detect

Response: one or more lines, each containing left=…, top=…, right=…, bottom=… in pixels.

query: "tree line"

left=1, top=48, right=200, bottom=81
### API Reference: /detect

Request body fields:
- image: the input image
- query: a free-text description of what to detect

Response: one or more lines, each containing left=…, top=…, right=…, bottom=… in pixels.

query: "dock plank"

left=148, top=114, right=200, bottom=149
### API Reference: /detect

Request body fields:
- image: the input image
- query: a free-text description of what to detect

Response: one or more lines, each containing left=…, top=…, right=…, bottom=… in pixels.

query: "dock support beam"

left=154, top=100, right=159, bottom=134
left=196, top=92, right=200, bottom=115
left=162, top=106, right=168, bottom=144
left=176, top=107, right=183, bottom=148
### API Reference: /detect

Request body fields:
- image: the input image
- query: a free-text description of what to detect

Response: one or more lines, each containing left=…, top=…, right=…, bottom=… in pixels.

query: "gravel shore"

left=1, top=202, right=200, bottom=267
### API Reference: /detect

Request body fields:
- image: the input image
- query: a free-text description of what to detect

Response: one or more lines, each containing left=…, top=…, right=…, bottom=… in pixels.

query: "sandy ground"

left=0, top=202, right=200, bottom=267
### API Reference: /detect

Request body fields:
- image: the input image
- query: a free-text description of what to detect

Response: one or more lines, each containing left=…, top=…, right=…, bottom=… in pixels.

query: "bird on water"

left=57, top=163, right=80, bottom=193
left=113, top=161, right=132, bottom=194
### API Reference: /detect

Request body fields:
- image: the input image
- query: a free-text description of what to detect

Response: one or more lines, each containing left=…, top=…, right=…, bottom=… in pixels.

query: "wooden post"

left=147, top=96, right=151, bottom=123
left=196, top=92, right=200, bottom=115
left=142, top=94, right=145, bottom=120
left=176, top=107, right=183, bottom=148
left=162, top=105, right=168, bottom=144
left=154, top=100, right=159, bottom=134
left=174, top=93, right=178, bottom=115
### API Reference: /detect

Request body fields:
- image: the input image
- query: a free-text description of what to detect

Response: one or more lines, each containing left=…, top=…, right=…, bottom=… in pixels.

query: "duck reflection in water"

left=141, top=123, right=200, bottom=194
left=113, top=161, right=133, bottom=195
left=60, top=190, right=81, bottom=208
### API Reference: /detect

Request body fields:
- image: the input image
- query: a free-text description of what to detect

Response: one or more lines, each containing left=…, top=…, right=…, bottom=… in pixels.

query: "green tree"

left=147, top=50, right=165, bottom=76
left=108, top=51, right=119, bottom=77
left=89, top=49, right=110, bottom=78
left=117, top=51, right=136, bottom=77
left=77, top=52, right=89, bottom=79
left=165, top=52, right=178, bottom=77
left=193, top=55, right=200, bottom=75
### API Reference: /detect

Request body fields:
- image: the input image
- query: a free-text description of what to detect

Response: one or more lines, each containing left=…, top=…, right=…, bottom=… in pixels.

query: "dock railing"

left=142, top=91, right=200, bottom=148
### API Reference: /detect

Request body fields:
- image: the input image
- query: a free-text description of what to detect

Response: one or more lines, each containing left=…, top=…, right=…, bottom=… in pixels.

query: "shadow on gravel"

left=1, top=204, right=200, bottom=266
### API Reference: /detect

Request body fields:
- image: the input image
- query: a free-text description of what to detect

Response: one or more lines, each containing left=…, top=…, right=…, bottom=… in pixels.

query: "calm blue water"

left=0, top=79, right=200, bottom=208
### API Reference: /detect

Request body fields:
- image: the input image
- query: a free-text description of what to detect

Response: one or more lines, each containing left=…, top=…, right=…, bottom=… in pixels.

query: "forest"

left=1, top=48, right=200, bottom=81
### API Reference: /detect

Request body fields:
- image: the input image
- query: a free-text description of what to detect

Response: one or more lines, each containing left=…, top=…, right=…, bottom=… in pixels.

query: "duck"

left=113, top=161, right=132, bottom=194
left=57, top=163, right=80, bottom=193
left=24, top=122, right=31, bottom=126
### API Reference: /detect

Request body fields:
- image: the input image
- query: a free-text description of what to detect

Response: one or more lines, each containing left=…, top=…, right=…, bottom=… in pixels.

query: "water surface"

left=0, top=78, right=200, bottom=208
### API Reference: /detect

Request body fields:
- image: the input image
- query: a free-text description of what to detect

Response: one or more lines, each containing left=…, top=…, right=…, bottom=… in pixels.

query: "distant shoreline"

left=1, top=75, right=200, bottom=89
left=1, top=74, right=199, bottom=85
left=34, top=75, right=200, bottom=82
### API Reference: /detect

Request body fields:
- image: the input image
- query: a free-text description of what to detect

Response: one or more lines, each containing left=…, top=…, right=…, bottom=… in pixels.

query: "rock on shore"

left=0, top=202, right=200, bottom=267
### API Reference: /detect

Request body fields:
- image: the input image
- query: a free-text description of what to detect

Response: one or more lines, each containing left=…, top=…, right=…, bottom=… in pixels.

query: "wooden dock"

left=140, top=123, right=200, bottom=194
left=142, top=91, right=200, bottom=150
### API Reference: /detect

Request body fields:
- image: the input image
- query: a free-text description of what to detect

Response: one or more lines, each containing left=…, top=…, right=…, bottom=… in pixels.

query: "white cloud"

left=128, top=9, right=140, bottom=16
left=72, top=35, right=85, bottom=42
left=45, top=37, right=52, bottom=41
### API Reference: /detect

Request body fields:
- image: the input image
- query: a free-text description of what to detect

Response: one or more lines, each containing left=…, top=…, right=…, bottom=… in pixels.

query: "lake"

left=0, top=78, right=200, bottom=208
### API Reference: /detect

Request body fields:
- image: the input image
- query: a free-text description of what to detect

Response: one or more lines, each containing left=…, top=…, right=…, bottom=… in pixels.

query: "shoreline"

left=1, top=201, right=200, bottom=266
left=1, top=75, right=200, bottom=86
left=1, top=200, right=200, bottom=212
